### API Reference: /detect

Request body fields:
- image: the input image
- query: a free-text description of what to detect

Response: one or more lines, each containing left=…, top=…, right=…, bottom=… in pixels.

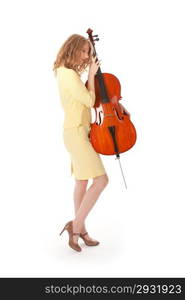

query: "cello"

left=86, top=28, right=137, bottom=188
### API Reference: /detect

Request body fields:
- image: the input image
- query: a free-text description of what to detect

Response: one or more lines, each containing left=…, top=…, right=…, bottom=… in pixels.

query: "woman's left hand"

left=123, top=107, right=131, bottom=118
left=119, top=103, right=131, bottom=118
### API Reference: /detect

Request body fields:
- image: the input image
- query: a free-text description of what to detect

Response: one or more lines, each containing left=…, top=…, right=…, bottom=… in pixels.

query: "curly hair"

left=53, top=34, right=93, bottom=76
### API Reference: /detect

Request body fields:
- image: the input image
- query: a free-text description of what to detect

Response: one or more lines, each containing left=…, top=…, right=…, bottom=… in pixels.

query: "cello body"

left=87, top=72, right=137, bottom=155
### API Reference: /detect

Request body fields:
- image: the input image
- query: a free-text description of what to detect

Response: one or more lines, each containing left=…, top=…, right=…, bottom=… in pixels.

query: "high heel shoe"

left=79, top=232, right=100, bottom=246
left=60, top=221, right=82, bottom=252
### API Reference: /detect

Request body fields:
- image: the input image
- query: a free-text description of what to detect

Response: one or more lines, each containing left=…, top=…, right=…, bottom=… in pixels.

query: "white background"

left=0, top=0, right=185, bottom=277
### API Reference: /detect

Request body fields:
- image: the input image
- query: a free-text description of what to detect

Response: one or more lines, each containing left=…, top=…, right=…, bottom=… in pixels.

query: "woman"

left=53, top=34, right=109, bottom=252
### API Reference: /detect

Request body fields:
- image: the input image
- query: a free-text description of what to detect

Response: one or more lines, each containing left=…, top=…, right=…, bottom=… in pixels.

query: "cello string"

left=116, top=156, right=127, bottom=189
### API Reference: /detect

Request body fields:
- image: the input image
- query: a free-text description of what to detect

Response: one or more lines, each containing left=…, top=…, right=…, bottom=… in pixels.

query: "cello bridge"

left=104, top=114, right=114, bottom=117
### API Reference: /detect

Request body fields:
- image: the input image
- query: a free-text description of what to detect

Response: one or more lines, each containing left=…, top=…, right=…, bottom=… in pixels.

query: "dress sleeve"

left=58, top=68, right=95, bottom=108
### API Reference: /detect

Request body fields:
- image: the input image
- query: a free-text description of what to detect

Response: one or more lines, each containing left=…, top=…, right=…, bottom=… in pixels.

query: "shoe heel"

left=59, top=226, right=66, bottom=236
left=59, top=221, right=71, bottom=236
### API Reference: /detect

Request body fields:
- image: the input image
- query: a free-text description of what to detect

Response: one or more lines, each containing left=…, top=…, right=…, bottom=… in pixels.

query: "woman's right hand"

left=88, top=56, right=101, bottom=77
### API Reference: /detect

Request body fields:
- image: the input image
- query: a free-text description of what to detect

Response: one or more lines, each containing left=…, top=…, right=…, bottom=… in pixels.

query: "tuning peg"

left=94, top=38, right=99, bottom=42
left=93, top=34, right=98, bottom=37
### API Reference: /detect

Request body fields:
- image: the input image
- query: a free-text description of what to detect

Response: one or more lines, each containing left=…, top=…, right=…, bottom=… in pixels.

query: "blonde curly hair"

left=53, top=34, right=93, bottom=76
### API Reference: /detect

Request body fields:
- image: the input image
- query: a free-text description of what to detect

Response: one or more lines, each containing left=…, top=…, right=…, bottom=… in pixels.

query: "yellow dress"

left=56, top=66, right=106, bottom=180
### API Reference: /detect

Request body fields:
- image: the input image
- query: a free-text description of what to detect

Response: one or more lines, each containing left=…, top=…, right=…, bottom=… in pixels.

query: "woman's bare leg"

left=73, top=179, right=101, bottom=242
left=72, top=174, right=108, bottom=243
left=73, top=179, right=88, bottom=234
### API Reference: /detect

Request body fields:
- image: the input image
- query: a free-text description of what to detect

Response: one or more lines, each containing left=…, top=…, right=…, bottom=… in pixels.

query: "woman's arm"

left=87, top=56, right=100, bottom=94
left=57, top=68, right=95, bottom=108
left=87, top=73, right=95, bottom=94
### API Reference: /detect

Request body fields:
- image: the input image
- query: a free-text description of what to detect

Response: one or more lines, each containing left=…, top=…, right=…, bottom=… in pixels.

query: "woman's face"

left=78, top=42, right=90, bottom=64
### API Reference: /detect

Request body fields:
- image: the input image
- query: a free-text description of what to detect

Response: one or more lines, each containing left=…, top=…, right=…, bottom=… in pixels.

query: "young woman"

left=53, top=34, right=109, bottom=252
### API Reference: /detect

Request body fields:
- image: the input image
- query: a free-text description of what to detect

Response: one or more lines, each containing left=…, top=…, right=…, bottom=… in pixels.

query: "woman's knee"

left=93, top=173, right=109, bottom=189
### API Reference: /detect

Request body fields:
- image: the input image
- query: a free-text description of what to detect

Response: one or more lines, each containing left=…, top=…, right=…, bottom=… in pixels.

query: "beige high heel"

left=79, top=232, right=100, bottom=246
left=60, top=221, right=82, bottom=252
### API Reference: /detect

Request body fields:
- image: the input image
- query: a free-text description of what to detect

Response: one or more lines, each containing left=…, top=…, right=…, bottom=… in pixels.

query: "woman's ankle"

left=72, top=219, right=83, bottom=234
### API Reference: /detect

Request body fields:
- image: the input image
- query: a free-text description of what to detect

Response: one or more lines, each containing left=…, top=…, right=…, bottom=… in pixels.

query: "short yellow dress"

left=56, top=66, right=106, bottom=180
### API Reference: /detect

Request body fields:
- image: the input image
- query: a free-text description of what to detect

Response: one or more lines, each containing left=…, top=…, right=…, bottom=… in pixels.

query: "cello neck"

left=92, top=44, right=109, bottom=103
left=87, top=28, right=109, bottom=103
left=96, top=68, right=109, bottom=104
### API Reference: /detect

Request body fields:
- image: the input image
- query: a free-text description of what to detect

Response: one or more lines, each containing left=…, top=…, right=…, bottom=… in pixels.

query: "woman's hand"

left=123, top=107, right=131, bottom=118
left=88, top=56, right=101, bottom=77
left=119, top=103, right=131, bottom=118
